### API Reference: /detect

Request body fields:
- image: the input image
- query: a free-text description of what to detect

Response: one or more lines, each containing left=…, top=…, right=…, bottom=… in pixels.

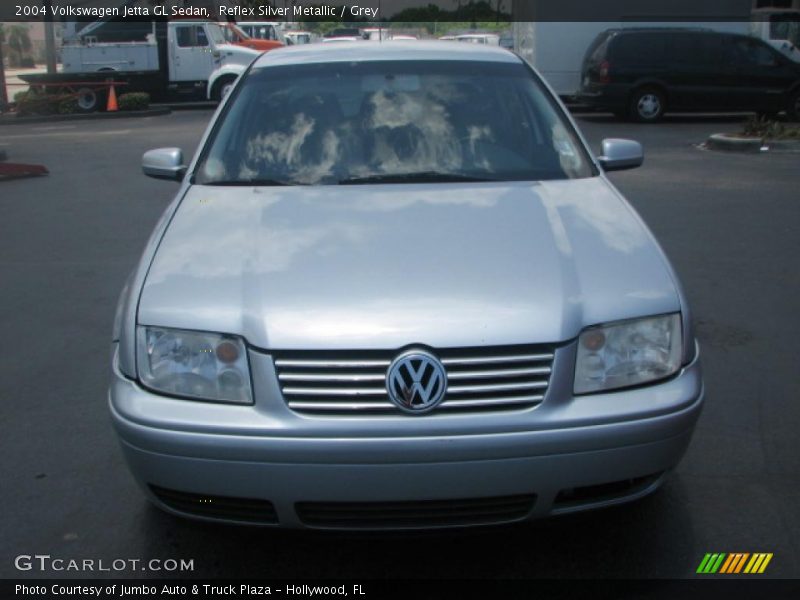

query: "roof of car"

left=252, top=40, right=521, bottom=68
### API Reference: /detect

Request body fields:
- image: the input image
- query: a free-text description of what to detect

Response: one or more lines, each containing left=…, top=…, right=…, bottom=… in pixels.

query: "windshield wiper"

left=338, top=171, right=498, bottom=185
left=202, top=178, right=298, bottom=187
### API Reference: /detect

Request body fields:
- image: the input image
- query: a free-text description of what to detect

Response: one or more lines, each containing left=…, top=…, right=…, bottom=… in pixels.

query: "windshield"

left=232, top=24, right=249, bottom=40
left=195, top=60, right=594, bottom=186
left=248, top=24, right=285, bottom=42
left=770, top=15, right=800, bottom=47
left=205, top=23, right=227, bottom=46
left=223, top=24, right=249, bottom=43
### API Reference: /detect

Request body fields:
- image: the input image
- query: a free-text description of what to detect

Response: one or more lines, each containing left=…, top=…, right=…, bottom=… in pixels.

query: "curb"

left=0, top=107, right=172, bottom=127
left=153, top=101, right=217, bottom=111
left=706, top=134, right=764, bottom=153
left=0, top=162, right=49, bottom=181
left=765, top=138, right=800, bottom=153
left=705, top=133, right=800, bottom=153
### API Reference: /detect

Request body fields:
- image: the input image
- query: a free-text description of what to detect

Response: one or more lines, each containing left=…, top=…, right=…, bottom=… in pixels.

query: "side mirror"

left=597, top=138, right=644, bottom=171
left=142, top=148, right=186, bottom=181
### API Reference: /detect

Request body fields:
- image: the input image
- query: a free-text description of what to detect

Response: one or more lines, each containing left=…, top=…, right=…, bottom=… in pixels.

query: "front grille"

left=272, top=345, right=555, bottom=415
left=150, top=485, right=278, bottom=524
left=296, top=494, right=537, bottom=529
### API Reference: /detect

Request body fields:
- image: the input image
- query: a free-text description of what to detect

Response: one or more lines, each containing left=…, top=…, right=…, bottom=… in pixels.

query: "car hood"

left=138, top=179, right=681, bottom=349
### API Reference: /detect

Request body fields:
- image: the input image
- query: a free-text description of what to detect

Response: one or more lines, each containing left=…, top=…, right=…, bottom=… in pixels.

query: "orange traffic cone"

left=106, top=85, right=118, bottom=112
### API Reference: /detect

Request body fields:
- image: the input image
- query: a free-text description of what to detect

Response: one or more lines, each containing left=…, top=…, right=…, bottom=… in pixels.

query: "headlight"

left=137, top=326, right=252, bottom=404
left=574, top=314, right=682, bottom=394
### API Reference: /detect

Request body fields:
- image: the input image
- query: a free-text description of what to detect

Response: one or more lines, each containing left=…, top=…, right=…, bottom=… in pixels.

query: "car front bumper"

left=109, top=343, right=703, bottom=529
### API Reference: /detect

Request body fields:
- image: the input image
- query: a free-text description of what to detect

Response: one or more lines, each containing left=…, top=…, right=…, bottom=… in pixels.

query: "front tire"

left=629, top=87, right=665, bottom=123
left=212, top=76, right=237, bottom=102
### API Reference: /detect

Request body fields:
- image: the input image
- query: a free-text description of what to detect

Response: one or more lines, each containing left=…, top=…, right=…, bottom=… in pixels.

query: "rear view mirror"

left=597, top=138, right=644, bottom=171
left=142, top=148, right=186, bottom=181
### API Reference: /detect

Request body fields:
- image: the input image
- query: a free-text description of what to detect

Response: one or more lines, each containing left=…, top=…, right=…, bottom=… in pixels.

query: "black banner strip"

left=4, top=579, right=800, bottom=600
left=0, top=0, right=783, bottom=23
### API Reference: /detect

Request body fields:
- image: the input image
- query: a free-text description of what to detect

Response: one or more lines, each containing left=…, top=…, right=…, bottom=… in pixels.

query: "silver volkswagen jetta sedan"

left=110, top=42, right=703, bottom=529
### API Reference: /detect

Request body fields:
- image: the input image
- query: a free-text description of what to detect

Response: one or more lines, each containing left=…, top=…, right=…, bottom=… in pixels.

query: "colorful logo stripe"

left=744, top=553, right=773, bottom=574
left=697, top=553, right=773, bottom=574
left=697, top=553, right=726, bottom=574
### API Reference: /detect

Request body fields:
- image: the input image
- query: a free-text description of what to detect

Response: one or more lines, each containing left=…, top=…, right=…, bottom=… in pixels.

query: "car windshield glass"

left=586, top=33, right=611, bottom=62
left=231, top=24, right=250, bottom=40
left=770, top=17, right=800, bottom=47
left=194, top=60, right=594, bottom=186
left=205, top=23, right=226, bottom=46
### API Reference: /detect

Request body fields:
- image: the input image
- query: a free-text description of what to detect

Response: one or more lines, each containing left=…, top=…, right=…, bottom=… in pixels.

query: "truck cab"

left=750, top=9, right=800, bottom=62
left=167, top=21, right=260, bottom=100
left=220, top=22, right=284, bottom=52
left=237, top=22, right=287, bottom=48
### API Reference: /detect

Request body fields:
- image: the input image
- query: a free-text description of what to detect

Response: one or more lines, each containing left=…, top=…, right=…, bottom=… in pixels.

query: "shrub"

left=16, top=92, right=51, bottom=116
left=14, top=90, right=30, bottom=104
left=118, top=92, right=150, bottom=111
left=742, top=116, right=800, bottom=140
left=16, top=92, right=77, bottom=117
left=58, top=96, right=79, bottom=115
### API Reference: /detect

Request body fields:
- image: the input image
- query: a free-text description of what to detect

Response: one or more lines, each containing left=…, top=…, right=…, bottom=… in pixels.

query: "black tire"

left=787, top=90, right=800, bottom=122
left=75, top=87, right=100, bottom=113
left=212, top=76, right=237, bottom=102
left=612, top=109, right=629, bottom=121
left=629, top=87, right=666, bottom=123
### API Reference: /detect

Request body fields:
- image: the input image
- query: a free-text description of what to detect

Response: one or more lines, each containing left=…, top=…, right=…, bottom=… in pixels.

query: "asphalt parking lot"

left=1, top=110, right=798, bottom=580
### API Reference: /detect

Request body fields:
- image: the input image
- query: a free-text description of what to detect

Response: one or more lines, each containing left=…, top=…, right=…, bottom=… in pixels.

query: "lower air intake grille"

left=150, top=485, right=277, bottom=524
left=296, top=495, right=536, bottom=529
left=553, top=472, right=664, bottom=509
left=272, top=344, right=555, bottom=415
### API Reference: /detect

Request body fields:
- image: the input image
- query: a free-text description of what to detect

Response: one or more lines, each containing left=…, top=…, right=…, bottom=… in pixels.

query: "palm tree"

left=6, top=25, right=32, bottom=68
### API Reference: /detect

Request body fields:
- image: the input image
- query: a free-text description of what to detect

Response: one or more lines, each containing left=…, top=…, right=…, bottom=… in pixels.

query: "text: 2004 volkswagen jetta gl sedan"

left=110, top=42, right=703, bottom=529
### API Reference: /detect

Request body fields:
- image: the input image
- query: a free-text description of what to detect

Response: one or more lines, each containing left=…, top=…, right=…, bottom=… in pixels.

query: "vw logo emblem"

left=386, top=350, right=447, bottom=414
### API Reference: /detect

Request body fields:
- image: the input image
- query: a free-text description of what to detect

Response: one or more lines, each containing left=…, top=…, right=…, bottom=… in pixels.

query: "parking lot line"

left=0, top=129, right=132, bottom=141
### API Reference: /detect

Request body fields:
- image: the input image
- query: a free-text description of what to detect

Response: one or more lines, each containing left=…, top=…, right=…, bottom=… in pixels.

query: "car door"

left=170, top=24, right=215, bottom=83
left=728, top=36, right=795, bottom=112
left=666, top=32, right=737, bottom=110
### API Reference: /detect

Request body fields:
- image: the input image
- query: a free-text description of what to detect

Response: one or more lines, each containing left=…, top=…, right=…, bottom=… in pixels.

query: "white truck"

left=750, top=8, right=800, bottom=62
left=514, top=10, right=800, bottom=98
left=22, top=20, right=259, bottom=112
